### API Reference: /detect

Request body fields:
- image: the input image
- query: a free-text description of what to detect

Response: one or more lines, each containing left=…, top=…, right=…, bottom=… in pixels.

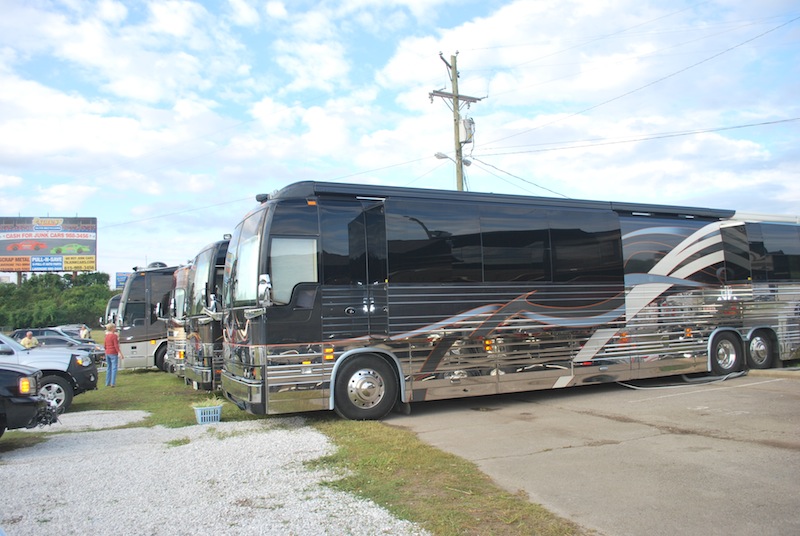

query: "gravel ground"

left=0, top=411, right=429, bottom=536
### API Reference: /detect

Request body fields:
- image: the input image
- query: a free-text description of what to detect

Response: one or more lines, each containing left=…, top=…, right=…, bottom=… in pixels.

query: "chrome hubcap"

left=346, top=368, right=385, bottom=409
left=749, top=337, right=769, bottom=365
left=715, top=340, right=737, bottom=370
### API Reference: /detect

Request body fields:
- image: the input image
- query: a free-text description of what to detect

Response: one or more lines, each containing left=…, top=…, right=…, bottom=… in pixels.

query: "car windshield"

left=0, top=333, right=26, bottom=351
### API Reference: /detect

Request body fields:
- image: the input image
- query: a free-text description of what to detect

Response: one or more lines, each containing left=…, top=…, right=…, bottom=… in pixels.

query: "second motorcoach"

left=184, top=238, right=229, bottom=390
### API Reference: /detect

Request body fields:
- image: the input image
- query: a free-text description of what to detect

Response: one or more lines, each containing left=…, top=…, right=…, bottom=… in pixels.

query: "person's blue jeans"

left=106, top=354, right=119, bottom=386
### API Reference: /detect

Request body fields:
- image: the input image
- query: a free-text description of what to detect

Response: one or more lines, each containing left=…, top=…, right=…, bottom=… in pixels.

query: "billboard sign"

left=0, top=217, right=97, bottom=272
left=116, top=272, right=132, bottom=289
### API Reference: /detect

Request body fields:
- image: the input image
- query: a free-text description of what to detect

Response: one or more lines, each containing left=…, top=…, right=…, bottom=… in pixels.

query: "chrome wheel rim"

left=715, top=339, right=737, bottom=370
left=346, top=368, right=385, bottom=409
left=749, top=336, right=769, bottom=366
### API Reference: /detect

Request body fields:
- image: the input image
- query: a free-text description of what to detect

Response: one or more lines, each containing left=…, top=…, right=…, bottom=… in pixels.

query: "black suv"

left=1, top=363, right=58, bottom=438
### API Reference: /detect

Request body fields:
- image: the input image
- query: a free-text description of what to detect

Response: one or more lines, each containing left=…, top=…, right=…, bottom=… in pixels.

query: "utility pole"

left=429, top=52, right=483, bottom=191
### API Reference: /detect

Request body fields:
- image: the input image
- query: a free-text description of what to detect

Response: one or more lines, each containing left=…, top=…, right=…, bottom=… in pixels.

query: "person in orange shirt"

left=103, top=324, right=124, bottom=387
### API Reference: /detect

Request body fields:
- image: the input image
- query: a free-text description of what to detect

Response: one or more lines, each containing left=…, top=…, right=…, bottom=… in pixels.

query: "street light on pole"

left=435, top=152, right=471, bottom=167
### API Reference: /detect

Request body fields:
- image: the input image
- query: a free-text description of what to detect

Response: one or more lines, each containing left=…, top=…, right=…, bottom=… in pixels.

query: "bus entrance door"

left=320, top=200, right=388, bottom=343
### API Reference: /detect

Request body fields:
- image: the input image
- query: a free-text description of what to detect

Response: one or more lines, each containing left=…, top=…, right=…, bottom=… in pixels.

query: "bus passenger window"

left=270, top=238, right=318, bottom=304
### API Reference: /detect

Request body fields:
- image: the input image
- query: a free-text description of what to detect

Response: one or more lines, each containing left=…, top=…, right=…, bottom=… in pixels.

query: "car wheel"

left=40, top=375, right=73, bottom=413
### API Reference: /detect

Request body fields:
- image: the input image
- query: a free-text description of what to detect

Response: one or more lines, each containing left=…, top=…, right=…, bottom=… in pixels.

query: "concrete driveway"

left=387, top=370, right=800, bottom=536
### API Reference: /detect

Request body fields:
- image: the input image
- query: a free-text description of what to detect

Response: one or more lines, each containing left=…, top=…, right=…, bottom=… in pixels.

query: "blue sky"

left=1, top=0, right=798, bottom=281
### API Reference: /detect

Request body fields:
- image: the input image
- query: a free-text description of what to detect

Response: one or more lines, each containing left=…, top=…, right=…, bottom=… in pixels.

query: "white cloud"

left=34, top=183, right=99, bottom=213
left=265, top=2, right=288, bottom=19
left=250, top=96, right=302, bottom=131
left=0, top=173, right=22, bottom=188
left=146, top=1, right=207, bottom=38
left=96, top=0, right=128, bottom=24
left=274, top=40, right=350, bottom=92
left=228, top=0, right=260, bottom=27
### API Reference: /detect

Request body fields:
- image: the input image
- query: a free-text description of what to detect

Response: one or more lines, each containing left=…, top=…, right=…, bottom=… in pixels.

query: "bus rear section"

left=220, top=181, right=799, bottom=419
left=116, top=263, right=178, bottom=370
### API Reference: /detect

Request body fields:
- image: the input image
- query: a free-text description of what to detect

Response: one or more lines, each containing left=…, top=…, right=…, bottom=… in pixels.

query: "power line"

left=483, top=13, right=800, bottom=148
left=477, top=117, right=800, bottom=156
left=470, top=157, right=569, bottom=198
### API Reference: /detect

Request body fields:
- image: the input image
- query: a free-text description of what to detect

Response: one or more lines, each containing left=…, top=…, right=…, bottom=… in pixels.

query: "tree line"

left=0, top=273, right=117, bottom=332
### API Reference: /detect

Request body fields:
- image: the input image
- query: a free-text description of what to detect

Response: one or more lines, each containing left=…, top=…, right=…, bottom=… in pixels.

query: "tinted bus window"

left=481, top=205, right=549, bottom=282
left=122, top=275, right=146, bottom=326
left=719, top=224, right=752, bottom=283
left=748, top=223, right=800, bottom=281
left=320, top=199, right=366, bottom=285
left=550, top=209, right=622, bottom=283
left=386, top=199, right=481, bottom=283
left=270, top=199, right=319, bottom=235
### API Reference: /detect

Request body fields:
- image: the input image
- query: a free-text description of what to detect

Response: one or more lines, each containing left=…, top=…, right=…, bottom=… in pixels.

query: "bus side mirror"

left=258, top=274, right=273, bottom=307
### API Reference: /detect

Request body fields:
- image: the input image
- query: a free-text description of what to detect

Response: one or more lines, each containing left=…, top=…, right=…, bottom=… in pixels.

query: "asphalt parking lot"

left=388, top=370, right=800, bottom=536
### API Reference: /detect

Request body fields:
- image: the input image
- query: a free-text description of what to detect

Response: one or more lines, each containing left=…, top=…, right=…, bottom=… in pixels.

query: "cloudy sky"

left=1, top=0, right=798, bottom=282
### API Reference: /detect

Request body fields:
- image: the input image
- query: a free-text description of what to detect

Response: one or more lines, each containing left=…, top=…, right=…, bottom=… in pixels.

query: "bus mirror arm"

left=258, top=273, right=273, bottom=307
left=202, top=307, right=223, bottom=322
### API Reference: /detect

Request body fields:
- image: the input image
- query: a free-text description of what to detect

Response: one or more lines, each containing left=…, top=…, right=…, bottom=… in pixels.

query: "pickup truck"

left=0, top=333, right=98, bottom=412
left=0, top=362, right=58, bottom=438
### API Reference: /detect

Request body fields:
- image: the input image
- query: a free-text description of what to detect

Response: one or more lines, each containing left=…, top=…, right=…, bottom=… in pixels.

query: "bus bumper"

left=221, top=370, right=265, bottom=414
left=185, top=365, right=214, bottom=391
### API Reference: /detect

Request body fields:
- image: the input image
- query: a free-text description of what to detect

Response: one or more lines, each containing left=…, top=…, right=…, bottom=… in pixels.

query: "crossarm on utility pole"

left=429, top=52, right=484, bottom=191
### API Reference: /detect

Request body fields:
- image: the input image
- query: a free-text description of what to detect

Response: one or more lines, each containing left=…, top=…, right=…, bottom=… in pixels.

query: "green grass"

left=312, top=419, right=588, bottom=536
left=1, top=369, right=588, bottom=535
left=68, top=369, right=264, bottom=428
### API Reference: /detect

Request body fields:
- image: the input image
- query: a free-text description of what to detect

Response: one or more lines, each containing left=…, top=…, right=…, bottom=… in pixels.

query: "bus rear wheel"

left=334, top=355, right=398, bottom=421
left=746, top=331, right=774, bottom=369
left=710, top=332, right=743, bottom=375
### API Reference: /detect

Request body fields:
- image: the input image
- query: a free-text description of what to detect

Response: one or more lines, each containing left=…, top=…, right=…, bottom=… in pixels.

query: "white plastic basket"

left=194, top=405, right=222, bottom=424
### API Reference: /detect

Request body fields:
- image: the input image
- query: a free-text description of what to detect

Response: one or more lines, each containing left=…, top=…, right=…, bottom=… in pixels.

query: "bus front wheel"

left=746, top=331, right=774, bottom=369
left=710, top=332, right=743, bottom=375
left=334, top=355, right=398, bottom=421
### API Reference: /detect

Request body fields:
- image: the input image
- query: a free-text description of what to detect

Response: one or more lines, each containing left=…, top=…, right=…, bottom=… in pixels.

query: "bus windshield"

left=225, top=207, right=267, bottom=308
